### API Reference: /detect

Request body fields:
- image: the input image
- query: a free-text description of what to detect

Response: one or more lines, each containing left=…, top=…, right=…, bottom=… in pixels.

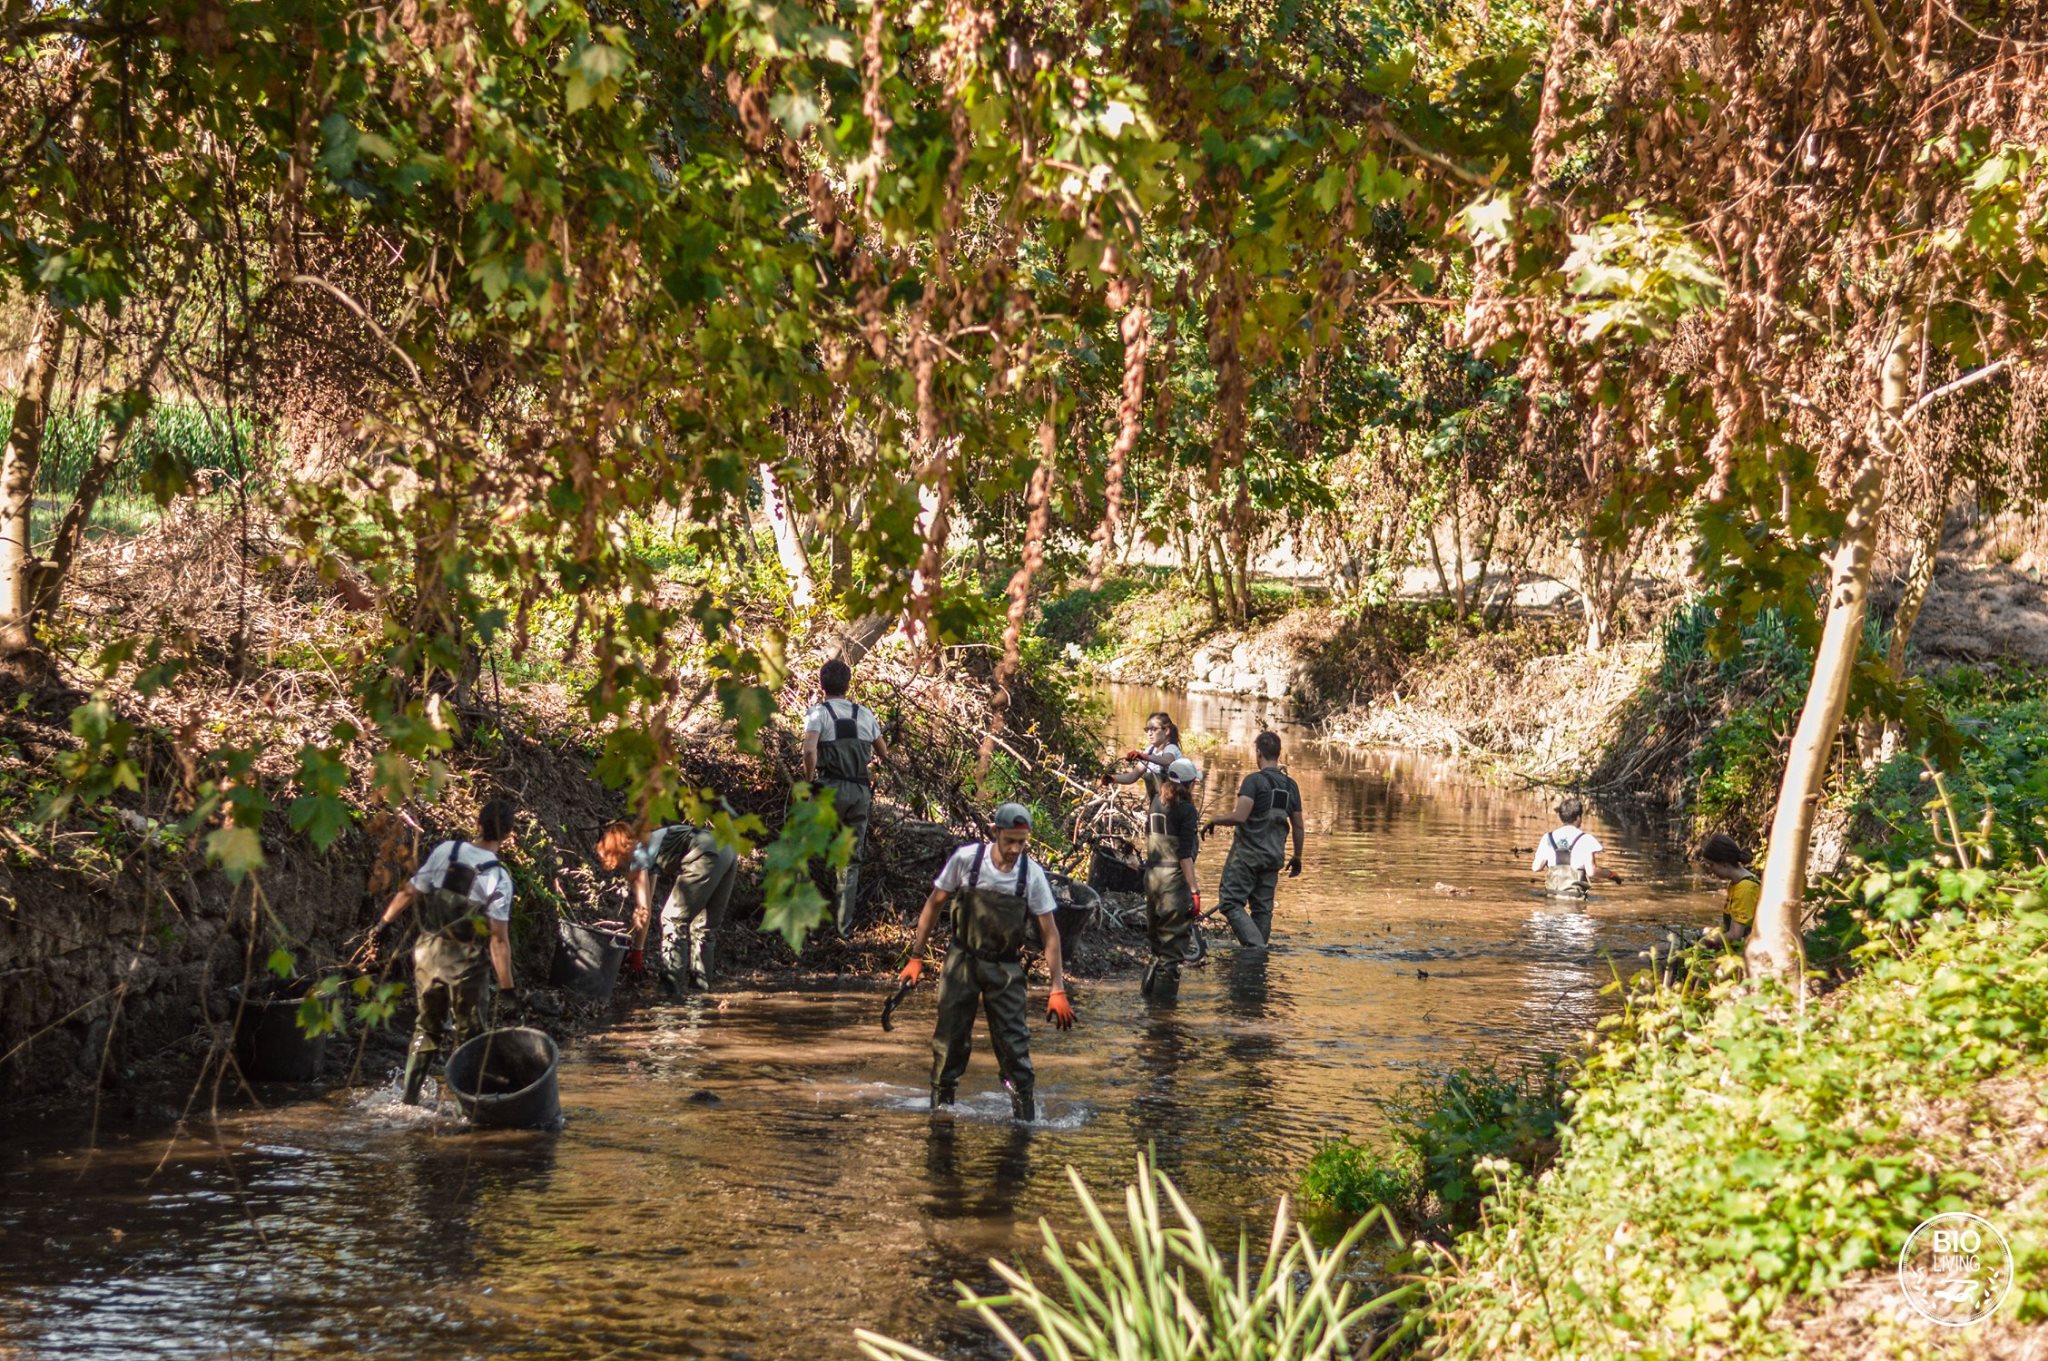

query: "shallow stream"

left=0, top=686, right=1716, bottom=1359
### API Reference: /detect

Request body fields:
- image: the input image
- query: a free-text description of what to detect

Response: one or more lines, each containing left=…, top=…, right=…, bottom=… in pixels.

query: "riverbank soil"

left=0, top=512, right=1113, bottom=1107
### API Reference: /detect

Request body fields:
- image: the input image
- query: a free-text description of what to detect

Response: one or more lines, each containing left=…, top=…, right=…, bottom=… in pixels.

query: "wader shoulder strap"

left=965, top=844, right=1031, bottom=899
left=830, top=699, right=863, bottom=739
left=1551, top=829, right=1582, bottom=860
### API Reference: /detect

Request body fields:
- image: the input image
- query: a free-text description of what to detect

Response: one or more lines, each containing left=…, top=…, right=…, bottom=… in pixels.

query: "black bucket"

left=229, top=981, right=328, bottom=1083
left=445, top=1027, right=561, bottom=1129
left=1050, top=877, right=1099, bottom=959
left=550, top=920, right=632, bottom=1001
left=1088, top=843, right=1144, bottom=895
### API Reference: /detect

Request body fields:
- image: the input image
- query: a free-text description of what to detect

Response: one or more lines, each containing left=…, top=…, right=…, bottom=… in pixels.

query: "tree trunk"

left=0, top=303, right=63, bottom=656
left=1449, top=493, right=1469, bottom=619
left=1194, top=527, right=1222, bottom=621
left=1575, top=535, right=1616, bottom=653
left=34, top=412, right=136, bottom=619
left=1885, top=501, right=1944, bottom=683
left=1427, top=527, right=1454, bottom=603
left=758, top=462, right=816, bottom=613
left=1748, top=319, right=1919, bottom=984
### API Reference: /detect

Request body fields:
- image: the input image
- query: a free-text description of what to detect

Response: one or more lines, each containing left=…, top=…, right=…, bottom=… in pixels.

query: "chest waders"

left=653, top=825, right=739, bottom=993
left=815, top=700, right=874, bottom=934
left=403, top=843, right=498, bottom=1104
left=1220, top=769, right=1298, bottom=948
left=1544, top=830, right=1588, bottom=898
left=931, top=845, right=1039, bottom=1121
left=1142, top=802, right=1195, bottom=1001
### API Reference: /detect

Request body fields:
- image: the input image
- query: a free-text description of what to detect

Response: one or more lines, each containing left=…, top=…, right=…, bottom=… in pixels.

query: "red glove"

left=623, top=949, right=646, bottom=980
left=1191, top=889, right=1203, bottom=916
left=898, top=957, right=924, bottom=986
left=1046, top=989, right=1075, bottom=1029
left=1124, top=749, right=1146, bottom=762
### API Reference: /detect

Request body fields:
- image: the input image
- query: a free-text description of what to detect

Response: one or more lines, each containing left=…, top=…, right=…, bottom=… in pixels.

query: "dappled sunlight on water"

left=0, top=687, right=1721, bottom=1359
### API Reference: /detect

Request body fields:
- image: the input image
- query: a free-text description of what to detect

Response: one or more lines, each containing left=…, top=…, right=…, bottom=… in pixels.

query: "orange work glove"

left=1046, top=989, right=1075, bottom=1029
left=898, top=956, right=924, bottom=986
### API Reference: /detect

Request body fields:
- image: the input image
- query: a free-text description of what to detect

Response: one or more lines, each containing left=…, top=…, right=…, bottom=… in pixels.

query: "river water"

left=0, top=686, right=1713, bottom=1359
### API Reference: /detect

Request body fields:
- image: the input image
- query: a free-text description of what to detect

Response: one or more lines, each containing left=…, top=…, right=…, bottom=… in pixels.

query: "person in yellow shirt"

left=1699, top=833, right=1759, bottom=945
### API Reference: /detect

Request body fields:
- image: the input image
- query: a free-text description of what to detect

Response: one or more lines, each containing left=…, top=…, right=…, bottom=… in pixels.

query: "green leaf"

left=1461, top=192, right=1515, bottom=245
left=206, top=825, right=266, bottom=878
left=266, top=948, right=295, bottom=979
left=288, top=793, right=352, bottom=852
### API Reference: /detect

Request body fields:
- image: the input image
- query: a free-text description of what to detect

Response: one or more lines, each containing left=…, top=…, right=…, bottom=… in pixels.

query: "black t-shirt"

left=1236, top=768, right=1302, bottom=818
left=1163, top=797, right=1200, bottom=861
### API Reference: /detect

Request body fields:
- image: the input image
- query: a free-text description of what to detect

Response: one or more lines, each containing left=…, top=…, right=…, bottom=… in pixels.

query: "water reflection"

left=0, top=685, right=1723, bottom=1360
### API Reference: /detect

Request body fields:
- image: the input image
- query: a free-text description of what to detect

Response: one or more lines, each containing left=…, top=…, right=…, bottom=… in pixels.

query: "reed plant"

left=37, top=402, right=256, bottom=512
left=855, top=1153, right=1416, bottom=1361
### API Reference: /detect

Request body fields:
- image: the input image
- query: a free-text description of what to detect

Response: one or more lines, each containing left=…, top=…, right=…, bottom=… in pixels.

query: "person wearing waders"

left=1106, top=711, right=1183, bottom=802
left=1202, top=731, right=1305, bottom=948
left=802, top=658, right=888, bottom=934
left=1530, top=795, right=1623, bottom=897
left=596, top=819, right=739, bottom=993
left=368, top=798, right=520, bottom=1105
left=1142, top=758, right=1204, bottom=1000
left=896, top=803, right=1075, bottom=1121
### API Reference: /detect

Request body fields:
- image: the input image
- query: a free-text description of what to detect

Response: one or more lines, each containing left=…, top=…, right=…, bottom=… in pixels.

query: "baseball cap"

left=1166, top=758, right=1200, bottom=784
left=992, top=802, right=1034, bottom=830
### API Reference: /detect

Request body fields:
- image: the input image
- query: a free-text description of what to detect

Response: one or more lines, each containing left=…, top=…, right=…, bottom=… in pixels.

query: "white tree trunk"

left=757, top=462, right=815, bottom=614
left=1748, top=319, right=1919, bottom=984
left=0, top=303, right=62, bottom=655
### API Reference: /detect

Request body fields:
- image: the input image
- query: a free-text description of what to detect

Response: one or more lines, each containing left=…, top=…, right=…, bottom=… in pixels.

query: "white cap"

left=1166, top=758, right=1201, bottom=784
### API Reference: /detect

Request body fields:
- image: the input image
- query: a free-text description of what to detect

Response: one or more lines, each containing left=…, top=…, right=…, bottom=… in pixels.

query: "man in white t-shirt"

left=1529, top=795, right=1623, bottom=897
left=369, top=798, right=520, bottom=1104
left=801, top=658, right=889, bottom=934
left=895, top=802, right=1074, bottom=1121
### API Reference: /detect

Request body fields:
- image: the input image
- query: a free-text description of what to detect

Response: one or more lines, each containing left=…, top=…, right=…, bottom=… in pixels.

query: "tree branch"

left=1899, top=356, right=2017, bottom=426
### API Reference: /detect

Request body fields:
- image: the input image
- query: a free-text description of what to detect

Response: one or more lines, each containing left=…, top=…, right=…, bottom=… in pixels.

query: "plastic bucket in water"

left=229, top=982, right=328, bottom=1083
left=550, top=920, right=632, bottom=1001
left=445, top=1027, right=561, bottom=1129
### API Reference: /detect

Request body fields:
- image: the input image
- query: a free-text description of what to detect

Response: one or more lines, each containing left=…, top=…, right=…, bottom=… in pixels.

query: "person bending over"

left=370, top=798, right=520, bottom=1105
left=596, top=819, right=739, bottom=993
left=1698, top=833, right=1758, bottom=946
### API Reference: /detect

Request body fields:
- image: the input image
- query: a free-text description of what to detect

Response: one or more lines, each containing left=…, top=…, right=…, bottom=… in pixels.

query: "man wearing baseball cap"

left=894, top=802, right=1075, bottom=1121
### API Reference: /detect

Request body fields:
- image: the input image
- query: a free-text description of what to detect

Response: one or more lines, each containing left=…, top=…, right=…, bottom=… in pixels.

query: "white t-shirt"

left=933, top=844, right=1057, bottom=916
left=1530, top=825, right=1602, bottom=875
left=803, top=699, right=882, bottom=742
left=411, top=840, right=514, bottom=922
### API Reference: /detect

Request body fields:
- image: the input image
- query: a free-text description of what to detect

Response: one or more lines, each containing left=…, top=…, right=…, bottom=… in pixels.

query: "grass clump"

left=856, top=1153, right=1416, bottom=1361
left=1300, top=1138, right=1418, bottom=1223
left=1299, top=1060, right=1566, bottom=1234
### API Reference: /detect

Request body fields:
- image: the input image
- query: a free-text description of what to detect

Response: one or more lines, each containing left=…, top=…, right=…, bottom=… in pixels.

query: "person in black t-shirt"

left=1141, top=758, right=1204, bottom=1002
left=1202, top=731, right=1305, bottom=947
